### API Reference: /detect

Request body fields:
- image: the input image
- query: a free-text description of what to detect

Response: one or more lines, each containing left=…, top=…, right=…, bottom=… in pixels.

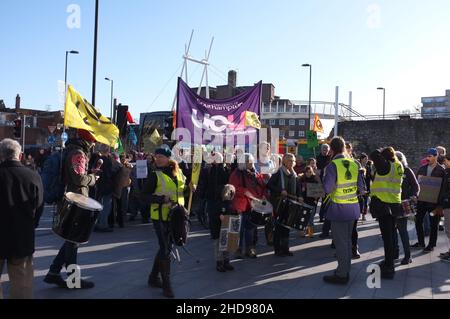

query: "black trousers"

left=378, top=214, right=396, bottom=271
left=415, top=203, right=441, bottom=247
left=273, top=224, right=290, bottom=253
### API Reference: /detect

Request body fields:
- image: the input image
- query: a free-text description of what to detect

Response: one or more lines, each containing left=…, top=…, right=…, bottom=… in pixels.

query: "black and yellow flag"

left=65, top=85, right=119, bottom=147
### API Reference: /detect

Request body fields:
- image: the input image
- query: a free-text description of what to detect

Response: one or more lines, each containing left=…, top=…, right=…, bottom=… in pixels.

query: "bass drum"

left=53, top=192, right=103, bottom=244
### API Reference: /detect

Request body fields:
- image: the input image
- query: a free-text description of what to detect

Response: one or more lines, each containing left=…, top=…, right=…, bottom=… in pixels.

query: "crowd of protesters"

left=1, top=131, right=450, bottom=298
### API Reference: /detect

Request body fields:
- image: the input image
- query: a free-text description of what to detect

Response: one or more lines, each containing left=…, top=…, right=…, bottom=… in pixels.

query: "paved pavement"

left=2, top=206, right=450, bottom=299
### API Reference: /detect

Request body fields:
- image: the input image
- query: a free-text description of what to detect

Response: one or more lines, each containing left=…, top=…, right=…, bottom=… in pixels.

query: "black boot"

left=223, top=259, right=234, bottom=271
left=148, top=256, right=162, bottom=288
left=160, top=259, right=174, bottom=298
left=216, top=261, right=226, bottom=272
left=394, top=248, right=400, bottom=260
left=352, top=246, right=361, bottom=259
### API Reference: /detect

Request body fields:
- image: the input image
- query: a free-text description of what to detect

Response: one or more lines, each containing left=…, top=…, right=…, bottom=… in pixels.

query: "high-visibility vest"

left=150, top=170, right=186, bottom=221
left=371, top=161, right=404, bottom=204
left=329, top=158, right=359, bottom=204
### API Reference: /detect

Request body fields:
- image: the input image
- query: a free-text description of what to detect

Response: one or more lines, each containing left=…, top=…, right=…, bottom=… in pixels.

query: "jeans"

left=415, top=204, right=440, bottom=247
left=0, top=256, right=33, bottom=299
left=97, top=194, right=113, bottom=229
left=394, top=218, right=411, bottom=258
left=331, top=220, right=354, bottom=277
left=239, top=212, right=256, bottom=252
left=153, top=220, right=172, bottom=261
left=378, top=214, right=396, bottom=271
left=49, top=241, right=79, bottom=275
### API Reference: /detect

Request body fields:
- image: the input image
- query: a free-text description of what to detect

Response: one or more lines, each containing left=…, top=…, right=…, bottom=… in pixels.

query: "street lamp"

left=92, top=0, right=99, bottom=106
left=377, top=87, right=386, bottom=120
left=302, top=64, right=312, bottom=130
left=105, top=77, right=114, bottom=122
left=63, top=50, right=79, bottom=148
left=65, top=50, right=79, bottom=97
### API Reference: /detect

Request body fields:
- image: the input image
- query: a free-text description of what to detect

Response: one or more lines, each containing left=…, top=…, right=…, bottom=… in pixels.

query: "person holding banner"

left=229, top=153, right=267, bottom=259
left=412, top=148, right=446, bottom=252
left=140, top=146, right=189, bottom=298
left=439, top=154, right=450, bottom=262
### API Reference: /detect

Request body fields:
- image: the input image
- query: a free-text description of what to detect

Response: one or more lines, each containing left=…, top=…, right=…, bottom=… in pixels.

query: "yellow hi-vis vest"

left=371, top=161, right=404, bottom=204
left=329, top=158, right=359, bottom=204
left=150, top=170, right=186, bottom=221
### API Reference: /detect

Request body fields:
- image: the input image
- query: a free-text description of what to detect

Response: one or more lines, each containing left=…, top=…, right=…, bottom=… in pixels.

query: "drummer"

left=229, top=153, right=267, bottom=259
left=267, top=153, right=299, bottom=257
left=44, top=129, right=99, bottom=289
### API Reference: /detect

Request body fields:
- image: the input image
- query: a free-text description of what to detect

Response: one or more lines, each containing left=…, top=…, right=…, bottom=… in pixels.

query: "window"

left=298, top=131, right=305, bottom=138
left=298, top=120, right=305, bottom=126
left=289, top=131, right=295, bottom=137
left=271, top=105, right=277, bottom=113
left=279, top=130, right=285, bottom=138
left=289, top=119, right=296, bottom=126
left=270, top=119, right=276, bottom=125
left=286, top=105, right=292, bottom=112
left=293, top=105, right=300, bottom=112
left=279, top=119, right=285, bottom=125
left=301, top=105, right=308, bottom=113
left=264, top=106, right=270, bottom=113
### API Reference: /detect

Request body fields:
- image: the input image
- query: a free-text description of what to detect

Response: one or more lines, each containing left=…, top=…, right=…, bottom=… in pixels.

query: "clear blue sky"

left=2, top=0, right=450, bottom=119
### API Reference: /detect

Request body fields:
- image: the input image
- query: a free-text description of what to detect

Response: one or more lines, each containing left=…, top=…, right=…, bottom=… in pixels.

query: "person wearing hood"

left=44, top=129, right=99, bottom=290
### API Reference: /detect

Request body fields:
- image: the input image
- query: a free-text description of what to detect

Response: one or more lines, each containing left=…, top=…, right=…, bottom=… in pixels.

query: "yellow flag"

left=191, top=146, right=203, bottom=186
left=312, top=114, right=324, bottom=133
left=149, top=129, right=162, bottom=145
left=245, top=111, right=261, bottom=129
left=64, top=86, right=119, bottom=147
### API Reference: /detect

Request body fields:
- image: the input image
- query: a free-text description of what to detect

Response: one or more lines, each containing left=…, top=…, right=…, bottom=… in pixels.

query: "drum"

left=250, top=199, right=273, bottom=226
left=53, top=192, right=103, bottom=244
left=400, top=199, right=417, bottom=218
left=279, top=199, right=314, bottom=231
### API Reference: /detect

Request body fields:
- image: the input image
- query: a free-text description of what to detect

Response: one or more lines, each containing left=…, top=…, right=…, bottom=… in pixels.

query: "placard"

left=219, top=215, right=241, bottom=252
left=417, top=176, right=442, bottom=204
left=136, top=160, right=148, bottom=179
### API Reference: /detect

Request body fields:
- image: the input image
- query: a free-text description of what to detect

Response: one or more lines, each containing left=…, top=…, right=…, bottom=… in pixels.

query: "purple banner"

left=176, top=77, right=262, bottom=145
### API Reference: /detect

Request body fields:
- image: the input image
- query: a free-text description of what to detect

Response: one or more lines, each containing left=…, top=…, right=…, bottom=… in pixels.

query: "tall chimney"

left=228, top=70, right=237, bottom=88
left=15, top=94, right=21, bottom=111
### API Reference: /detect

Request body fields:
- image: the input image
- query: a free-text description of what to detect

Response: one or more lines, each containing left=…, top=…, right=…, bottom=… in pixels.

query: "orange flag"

left=312, top=114, right=324, bottom=133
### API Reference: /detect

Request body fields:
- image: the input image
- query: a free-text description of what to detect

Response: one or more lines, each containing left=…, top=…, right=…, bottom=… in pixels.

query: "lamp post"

left=105, top=77, right=114, bottom=122
left=63, top=50, right=79, bottom=148
left=302, top=64, right=312, bottom=130
left=65, top=50, right=79, bottom=98
left=92, top=0, right=99, bottom=106
left=377, top=87, right=386, bottom=120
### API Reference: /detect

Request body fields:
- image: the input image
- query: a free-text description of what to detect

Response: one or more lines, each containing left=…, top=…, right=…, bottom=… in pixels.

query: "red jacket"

left=229, top=169, right=267, bottom=214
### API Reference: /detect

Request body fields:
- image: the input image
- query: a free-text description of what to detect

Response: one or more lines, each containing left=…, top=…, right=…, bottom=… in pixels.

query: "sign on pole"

left=306, top=130, right=319, bottom=148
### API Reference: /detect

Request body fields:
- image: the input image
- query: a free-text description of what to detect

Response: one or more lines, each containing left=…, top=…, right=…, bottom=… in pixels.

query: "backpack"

left=41, top=151, right=66, bottom=204
left=169, top=204, right=190, bottom=246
